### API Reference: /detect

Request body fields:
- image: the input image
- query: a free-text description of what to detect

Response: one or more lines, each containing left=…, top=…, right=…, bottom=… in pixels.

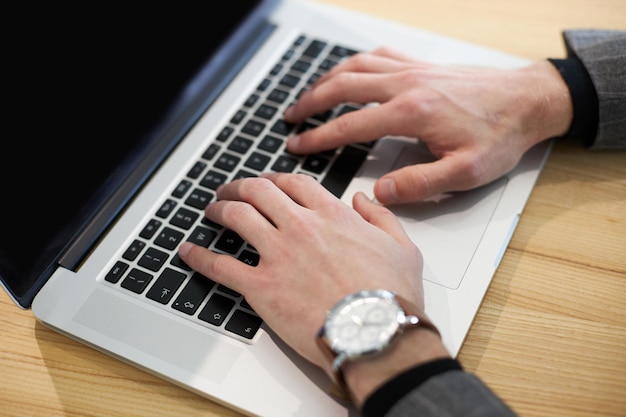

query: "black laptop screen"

left=1, top=1, right=276, bottom=307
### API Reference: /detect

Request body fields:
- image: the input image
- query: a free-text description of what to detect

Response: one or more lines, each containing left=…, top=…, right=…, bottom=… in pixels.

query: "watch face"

left=326, top=290, right=402, bottom=356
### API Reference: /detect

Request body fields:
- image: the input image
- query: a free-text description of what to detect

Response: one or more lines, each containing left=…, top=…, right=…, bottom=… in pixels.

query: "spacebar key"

left=321, top=145, right=368, bottom=198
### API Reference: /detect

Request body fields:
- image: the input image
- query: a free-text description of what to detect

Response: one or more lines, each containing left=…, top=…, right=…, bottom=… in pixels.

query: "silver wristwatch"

left=316, top=289, right=440, bottom=399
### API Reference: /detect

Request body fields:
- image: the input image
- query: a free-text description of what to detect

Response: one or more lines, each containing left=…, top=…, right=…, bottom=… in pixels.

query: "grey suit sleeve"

left=562, top=30, right=626, bottom=149
left=385, top=370, right=518, bottom=417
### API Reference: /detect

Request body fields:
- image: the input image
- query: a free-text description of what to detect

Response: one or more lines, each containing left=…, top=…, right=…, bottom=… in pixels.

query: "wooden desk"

left=1, top=1, right=624, bottom=416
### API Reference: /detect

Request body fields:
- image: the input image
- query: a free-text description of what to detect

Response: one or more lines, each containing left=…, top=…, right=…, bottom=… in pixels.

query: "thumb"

left=374, top=158, right=469, bottom=205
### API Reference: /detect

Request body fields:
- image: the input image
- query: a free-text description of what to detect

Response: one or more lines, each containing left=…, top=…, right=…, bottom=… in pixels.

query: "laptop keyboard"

left=104, top=34, right=374, bottom=343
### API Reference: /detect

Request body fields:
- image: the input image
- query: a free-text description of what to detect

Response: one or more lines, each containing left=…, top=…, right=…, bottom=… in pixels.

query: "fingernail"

left=287, top=135, right=300, bottom=150
left=377, top=178, right=399, bottom=204
left=178, top=241, right=192, bottom=257
left=284, top=105, right=294, bottom=120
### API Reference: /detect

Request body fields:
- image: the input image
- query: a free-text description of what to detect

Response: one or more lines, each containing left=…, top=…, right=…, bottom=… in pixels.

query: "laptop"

left=1, top=1, right=551, bottom=416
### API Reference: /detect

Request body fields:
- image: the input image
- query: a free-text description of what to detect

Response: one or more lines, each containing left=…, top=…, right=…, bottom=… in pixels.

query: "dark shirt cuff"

left=361, top=358, right=463, bottom=417
left=547, top=57, right=599, bottom=147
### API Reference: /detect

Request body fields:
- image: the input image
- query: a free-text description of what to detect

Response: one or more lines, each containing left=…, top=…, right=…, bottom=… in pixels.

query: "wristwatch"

left=316, top=289, right=440, bottom=399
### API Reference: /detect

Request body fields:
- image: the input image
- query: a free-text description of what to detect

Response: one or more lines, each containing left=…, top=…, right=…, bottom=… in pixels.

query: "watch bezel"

left=321, top=289, right=412, bottom=359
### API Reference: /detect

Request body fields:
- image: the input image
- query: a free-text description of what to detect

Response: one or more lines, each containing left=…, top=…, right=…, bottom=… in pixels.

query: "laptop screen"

left=1, top=1, right=277, bottom=307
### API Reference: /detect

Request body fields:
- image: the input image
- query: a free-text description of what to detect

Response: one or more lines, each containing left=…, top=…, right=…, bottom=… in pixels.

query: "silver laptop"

left=1, top=1, right=551, bottom=416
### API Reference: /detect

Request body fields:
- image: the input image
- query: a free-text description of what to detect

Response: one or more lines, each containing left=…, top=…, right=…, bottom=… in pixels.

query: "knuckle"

left=392, top=89, right=438, bottom=119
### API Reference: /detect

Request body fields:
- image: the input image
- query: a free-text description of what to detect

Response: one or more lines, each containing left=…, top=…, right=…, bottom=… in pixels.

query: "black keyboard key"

left=302, top=154, right=330, bottom=174
left=244, top=93, right=259, bottom=108
left=187, top=161, right=207, bottom=179
left=172, top=179, right=192, bottom=198
left=258, top=135, right=284, bottom=153
left=105, top=261, right=129, bottom=284
left=238, top=250, right=259, bottom=266
left=279, top=74, right=300, bottom=89
left=202, top=143, right=220, bottom=160
left=187, top=226, right=217, bottom=248
left=170, top=254, right=192, bottom=271
left=170, top=207, right=199, bottom=230
left=215, top=229, right=244, bottom=254
left=228, top=136, right=254, bottom=154
left=318, top=58, right=337, bottom=72
left=215, top=152, right=241, bottom=172
left=121, top=268, right=153, bottom=294
left=233, top=169, right=257, bottom=180
left=139, top=219, right=162, bottom=240
left=244, top=152, right=271, bottom=171
left=303, top=39, right=327, bottom=58
left=254, top=104, right=278, bottom=120
left=230, top=109, right=246, bottom=124
left=257, top=78, right=271, bottom=92
left=138, top=247, right=169, bottom=272
left=321, top=145, right=368, bottom=198
left=282, top=49, right=295, bottom=61
left=226, top=310, right=263, bottom=339
left=293, top=35, right=306, bottom=46
left=311, top=110, right=333, bottom=123
left=267, top=89, right=289, bottom=104
left=330, top=45, right=358, bottom=58
left=201, top=217, right=224, bottom=230
left=216, top=126, right=234, bottom=142
left=122, top=239, right=146, bottom=261
left=156, top=199, right=177, bottom=219
left=154, top=227, right=184, bottom=250
left=296, top=121, right=318, bottom=134
left=200, top=170, right=228, bottom=190
left=291, top=59, right=311, bottom=73
left=146, top=268, right=186, bottom=304
left=270, top=119, right=294, bottom=136
left=307, top=73, right=321, bottom=85
left=241, top=119, right=266, bottom=137
left=184, top=188, right=213, bottom=210
left=271, top=155, right=299, bottom=173
left=198, top=293, right=235, bottom=326
left=172, top=272, right=215, bottom=315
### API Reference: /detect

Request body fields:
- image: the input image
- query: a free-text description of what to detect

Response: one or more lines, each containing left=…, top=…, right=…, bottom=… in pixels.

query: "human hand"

left=283, top=48, right=573, bottom=204
left=177, top=173, right=425, bottom=375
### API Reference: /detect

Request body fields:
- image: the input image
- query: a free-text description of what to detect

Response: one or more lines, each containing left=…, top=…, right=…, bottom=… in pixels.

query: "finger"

left=315, top=49, right=414, bottom=86
left=370, top=46, right=423, bottom=64
left=284, top=71, right=400, bottom=125
left=203, top=199, right=275, bottom=252
left=286, top=100, right=408, bottom=154
left=178, top=242, right=252, bottom=295
left=211, top=177, right=302, bottom=231
left=351, top=192, right=414, bottom=246
left=260, top=172, right=340, bottom=210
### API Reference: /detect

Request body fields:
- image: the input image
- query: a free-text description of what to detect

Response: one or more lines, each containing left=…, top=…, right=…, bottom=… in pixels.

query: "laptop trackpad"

left=345, top=137, right=507, bottom=290
left=74, top=289, right=242, bottom=383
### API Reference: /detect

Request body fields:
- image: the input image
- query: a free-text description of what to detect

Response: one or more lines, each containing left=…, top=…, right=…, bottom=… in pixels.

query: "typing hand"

left=178, top=173, right=425, bottom=372
left=283, top=48, right=572, bottom=205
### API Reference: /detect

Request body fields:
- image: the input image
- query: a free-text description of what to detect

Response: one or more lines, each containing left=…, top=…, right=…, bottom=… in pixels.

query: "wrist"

left=342, top=327, right=450, bottom=408
left=517, top=61, right=574, bottom=146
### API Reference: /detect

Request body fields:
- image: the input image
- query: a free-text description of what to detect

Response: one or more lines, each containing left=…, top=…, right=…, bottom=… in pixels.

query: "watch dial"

left=327, top=293, right=401, bottom=355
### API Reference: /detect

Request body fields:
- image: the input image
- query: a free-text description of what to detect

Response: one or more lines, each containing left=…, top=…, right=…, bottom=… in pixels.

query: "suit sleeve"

left=383, top=370, right=518, bottom=417
left=557, top=30, right=626, bottom=149
left=362, top=359, right=518, bottom=417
